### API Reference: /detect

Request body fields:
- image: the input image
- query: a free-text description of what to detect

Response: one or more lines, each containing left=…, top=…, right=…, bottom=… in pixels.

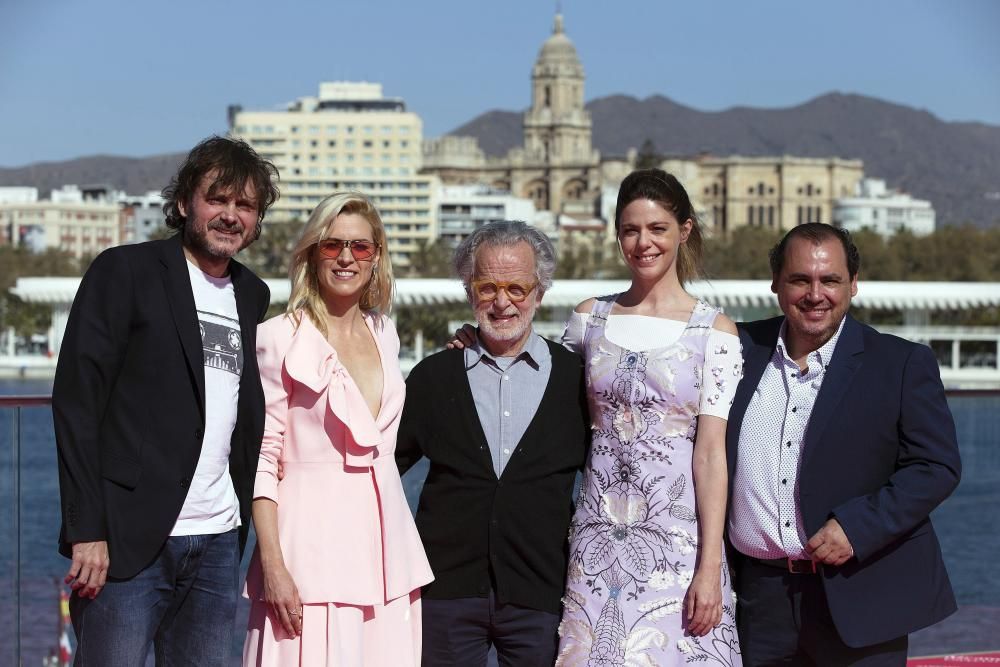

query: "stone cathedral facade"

left=422, top=14, right=863, bottom=238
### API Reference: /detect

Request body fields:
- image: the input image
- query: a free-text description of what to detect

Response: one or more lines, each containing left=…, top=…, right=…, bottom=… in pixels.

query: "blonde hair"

left=286, top=192, right=394, bottom=336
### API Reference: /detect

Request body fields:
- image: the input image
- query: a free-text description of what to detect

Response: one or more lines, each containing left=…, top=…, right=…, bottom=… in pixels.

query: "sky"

left=1, top=0, right=998, bottom=168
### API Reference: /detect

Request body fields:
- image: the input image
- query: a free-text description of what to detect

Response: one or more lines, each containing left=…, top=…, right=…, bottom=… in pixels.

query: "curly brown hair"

left=161, top=135, right=280, bottom=239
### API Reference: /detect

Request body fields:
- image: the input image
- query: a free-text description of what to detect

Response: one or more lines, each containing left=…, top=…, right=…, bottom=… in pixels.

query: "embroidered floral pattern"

left=558, top=297, right=741, bottom=667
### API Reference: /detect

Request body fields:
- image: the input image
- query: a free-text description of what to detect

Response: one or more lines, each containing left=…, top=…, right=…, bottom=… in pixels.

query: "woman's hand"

left=684, top=567, right=723, bottom=637
left=446, top=323, right=477, bottom=350
left=262, top=561, right=303, bottom=637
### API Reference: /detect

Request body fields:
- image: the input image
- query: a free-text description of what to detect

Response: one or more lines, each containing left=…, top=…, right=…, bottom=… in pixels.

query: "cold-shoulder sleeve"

left=561, top=311, right=588, bottom=354
left=699, top=329, right=743, bottom=419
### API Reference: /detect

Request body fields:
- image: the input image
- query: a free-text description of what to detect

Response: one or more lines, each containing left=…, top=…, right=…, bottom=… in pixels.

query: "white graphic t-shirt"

left=171, top=260, right=242, bottom=536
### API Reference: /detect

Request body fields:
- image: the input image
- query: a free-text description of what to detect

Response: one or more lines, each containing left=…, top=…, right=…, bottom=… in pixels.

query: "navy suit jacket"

left=727, top=314, right=961, bottom=647
left=53, top=235, right=270, bottom=578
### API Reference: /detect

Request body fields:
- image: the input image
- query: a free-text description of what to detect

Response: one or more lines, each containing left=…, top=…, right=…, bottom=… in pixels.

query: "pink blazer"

left=244, top=311, right=433, bottom=606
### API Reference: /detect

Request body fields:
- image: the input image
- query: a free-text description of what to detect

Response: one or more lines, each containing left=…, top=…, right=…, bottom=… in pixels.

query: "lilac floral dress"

left=557, top=296, right=742, bottom=666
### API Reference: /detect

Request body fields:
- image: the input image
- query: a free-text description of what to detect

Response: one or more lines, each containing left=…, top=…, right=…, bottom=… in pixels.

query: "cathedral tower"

left=520, top=13, right=597, bottom=214
left=523, top=13, right=593, bottom=167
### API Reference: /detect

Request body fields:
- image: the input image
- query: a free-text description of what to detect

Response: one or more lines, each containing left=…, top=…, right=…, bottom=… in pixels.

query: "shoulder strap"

left=583, top=294, right=617, bottom=350
left=687, top=300, right=720, bottom=331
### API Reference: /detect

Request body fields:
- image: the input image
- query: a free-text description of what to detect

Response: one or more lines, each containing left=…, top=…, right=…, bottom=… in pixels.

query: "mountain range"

left=2, top=93, right=997, bottom=226
left=0, top=153, right=187, bottom=201
left=452, top=92, right=1000, bottom=227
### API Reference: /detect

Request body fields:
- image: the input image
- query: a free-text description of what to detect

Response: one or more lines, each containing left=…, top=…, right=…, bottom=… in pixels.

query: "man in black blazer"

left=53, top=136, right=278, bottom=665
left=726, top=223, right=961, bottom=665
left=397, top=221, right=589, bottom=667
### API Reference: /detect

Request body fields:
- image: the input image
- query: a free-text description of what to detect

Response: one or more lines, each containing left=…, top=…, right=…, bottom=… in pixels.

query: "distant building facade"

left=422, top=13, right=866, bottom=240
left=0, top=185, right=121, bottom=257
left=675, top=156, right=865, bottom=236
left=437, top=185, right=537, bottom=247
left=422, top=14, right=602, bottom=222
left=833, top=178, right=935, bottom=237
left=0, top=187, right=40, bottom=205
left=229, top=81, right=437, bottom=267
left=120, top=191, right=167, bottom=244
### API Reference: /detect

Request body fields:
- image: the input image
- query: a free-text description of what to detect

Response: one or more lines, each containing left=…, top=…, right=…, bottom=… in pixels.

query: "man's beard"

left=187, top=220, right=252, bottom=259
left=476, top=303, right=535, bottom=344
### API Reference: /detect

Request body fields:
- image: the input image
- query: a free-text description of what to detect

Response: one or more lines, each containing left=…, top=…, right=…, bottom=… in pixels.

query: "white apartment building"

left=833, top=178, right=935, bottom=238
left=437, top=185, right=536, bottom=247
left=230, top=81, right=438, bottom=267
left=0, top=187, right=40, bottom=204
left=0, top=185, right=121, bottom=257
left=119, top=191, right=166, bottom=244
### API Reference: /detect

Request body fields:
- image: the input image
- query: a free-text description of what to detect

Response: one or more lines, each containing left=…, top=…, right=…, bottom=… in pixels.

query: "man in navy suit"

left=726, top=223, right=961, bottom=665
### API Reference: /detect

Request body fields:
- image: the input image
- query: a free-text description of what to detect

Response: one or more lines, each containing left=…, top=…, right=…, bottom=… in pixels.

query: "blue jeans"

left=70, top=529, right=239, bottom=667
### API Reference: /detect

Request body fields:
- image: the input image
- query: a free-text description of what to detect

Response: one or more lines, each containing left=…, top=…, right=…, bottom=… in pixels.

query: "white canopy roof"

left=12, top=276, right=1000, bottom=311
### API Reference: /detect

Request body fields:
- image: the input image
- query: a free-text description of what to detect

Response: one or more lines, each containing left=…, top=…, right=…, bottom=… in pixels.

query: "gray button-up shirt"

left=464, top=331, right=552, bottom=477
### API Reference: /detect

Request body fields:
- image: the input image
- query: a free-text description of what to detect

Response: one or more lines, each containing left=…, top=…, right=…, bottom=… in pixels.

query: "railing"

left=1, top=395, right=50, bottom=667
left=2, top=390, right=998, bottom=664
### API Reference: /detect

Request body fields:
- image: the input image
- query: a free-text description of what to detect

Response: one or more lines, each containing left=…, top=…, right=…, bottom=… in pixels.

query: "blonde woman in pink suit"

left=243, top=192, right=433, bottom=666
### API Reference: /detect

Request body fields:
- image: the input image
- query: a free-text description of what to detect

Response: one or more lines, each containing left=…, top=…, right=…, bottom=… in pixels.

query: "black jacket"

left=396, top=340, right=589, bottom=614
left=53, top=235, right=270, bottom=578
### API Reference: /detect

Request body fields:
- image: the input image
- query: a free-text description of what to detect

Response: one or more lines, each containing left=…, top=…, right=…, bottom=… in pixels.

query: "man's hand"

left=446, top=324, right=477, bottom=350
left=806, top=518, right=855, bottom=566
left=66, top=541, right=110, bottom=599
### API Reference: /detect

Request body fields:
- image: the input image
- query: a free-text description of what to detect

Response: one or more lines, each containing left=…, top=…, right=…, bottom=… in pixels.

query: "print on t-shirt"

left=198, top=310, right=243, bottom=376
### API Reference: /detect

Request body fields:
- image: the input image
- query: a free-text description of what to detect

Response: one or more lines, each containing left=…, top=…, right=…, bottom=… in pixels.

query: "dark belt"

left=750, top=556, right=818, bottom=574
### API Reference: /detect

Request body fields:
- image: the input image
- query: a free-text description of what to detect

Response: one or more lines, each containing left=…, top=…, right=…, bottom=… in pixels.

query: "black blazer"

left=727, top=315, right=961, bottom=647
left=396, top=340, right=589, bottom=614
left=53, top=235, right=270, bottom=578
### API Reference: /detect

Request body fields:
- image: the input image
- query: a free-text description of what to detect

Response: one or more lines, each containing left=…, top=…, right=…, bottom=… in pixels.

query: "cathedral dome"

left=536, top=14, right=581, bottom=66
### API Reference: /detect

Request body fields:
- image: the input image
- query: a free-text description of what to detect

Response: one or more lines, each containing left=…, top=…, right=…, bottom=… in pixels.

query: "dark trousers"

left=736, top=557, right=907, bottom=667
left=422, top=591, right=560, bottom=667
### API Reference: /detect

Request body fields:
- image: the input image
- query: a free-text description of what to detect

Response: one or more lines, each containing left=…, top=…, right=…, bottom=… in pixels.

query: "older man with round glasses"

left=396, top=220, right=590, bottom=667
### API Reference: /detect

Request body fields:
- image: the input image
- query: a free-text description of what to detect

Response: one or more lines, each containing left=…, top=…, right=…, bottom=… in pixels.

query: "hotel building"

left=230, top=82, right=437, bottom=267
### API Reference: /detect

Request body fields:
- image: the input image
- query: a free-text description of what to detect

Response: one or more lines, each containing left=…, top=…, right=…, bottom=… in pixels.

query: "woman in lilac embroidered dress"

left=556, top=169, right=743, bottom=666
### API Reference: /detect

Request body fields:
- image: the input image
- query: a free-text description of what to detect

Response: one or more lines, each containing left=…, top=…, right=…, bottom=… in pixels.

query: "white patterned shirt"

left=728, top=316, right=846, bottom=559
left=172, top=260, right=242, bottom=536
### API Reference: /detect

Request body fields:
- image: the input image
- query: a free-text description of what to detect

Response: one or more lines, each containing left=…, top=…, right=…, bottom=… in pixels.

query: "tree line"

left=555, top=225, right=1000, bottom=283
left=3, top=224, right=997, bottom=341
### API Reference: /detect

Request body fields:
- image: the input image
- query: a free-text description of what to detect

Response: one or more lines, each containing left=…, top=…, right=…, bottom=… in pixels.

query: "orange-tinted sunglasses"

left=317, top=238, right=380, bottom=261
left=470, top=279, right=538, bottom=303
